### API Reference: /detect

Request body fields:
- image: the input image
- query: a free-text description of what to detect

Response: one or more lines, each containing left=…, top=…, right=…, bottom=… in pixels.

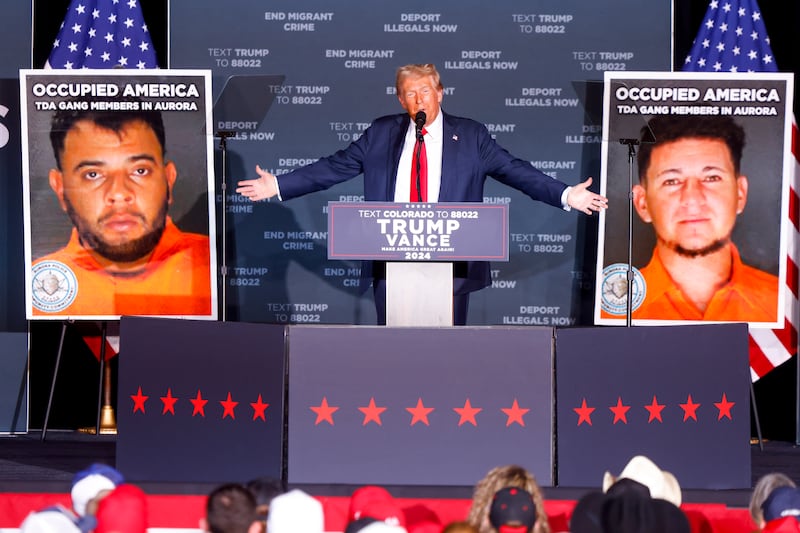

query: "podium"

left=327, top=201, right=509, bottom=326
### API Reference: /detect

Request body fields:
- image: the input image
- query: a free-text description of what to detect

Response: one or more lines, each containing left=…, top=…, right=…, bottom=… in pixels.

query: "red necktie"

left=410, top=128, right=427, bottom=202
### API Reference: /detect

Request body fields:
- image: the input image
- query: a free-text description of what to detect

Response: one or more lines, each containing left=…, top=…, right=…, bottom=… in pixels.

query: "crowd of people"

left=15, top=457, right=800, bottom=533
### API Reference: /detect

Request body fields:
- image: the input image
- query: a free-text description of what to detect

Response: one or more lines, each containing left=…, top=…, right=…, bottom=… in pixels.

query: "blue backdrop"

left=168, top=0, right=672, bottom=325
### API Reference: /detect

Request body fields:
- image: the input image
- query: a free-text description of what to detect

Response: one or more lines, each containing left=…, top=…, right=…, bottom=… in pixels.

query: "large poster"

left=20, top=70, right=218, bottom=320
left=595, top=72, right=795, bottom=327
left=169, top=0, right=672, bottom=326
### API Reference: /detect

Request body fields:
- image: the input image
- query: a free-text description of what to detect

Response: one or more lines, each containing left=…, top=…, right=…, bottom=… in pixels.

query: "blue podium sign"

left=328, top=202, right=509, bottom=261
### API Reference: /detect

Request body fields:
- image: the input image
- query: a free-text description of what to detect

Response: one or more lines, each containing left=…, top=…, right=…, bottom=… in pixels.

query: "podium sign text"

left=328, top=202, right=509, bottom=261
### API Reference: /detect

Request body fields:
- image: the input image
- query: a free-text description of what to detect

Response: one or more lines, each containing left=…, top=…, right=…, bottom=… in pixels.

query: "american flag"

left=46, top=0, right=158, bottom=69
left=683, top=0, right=798, bottom=381
left=46, top=0, right=159, bottom=361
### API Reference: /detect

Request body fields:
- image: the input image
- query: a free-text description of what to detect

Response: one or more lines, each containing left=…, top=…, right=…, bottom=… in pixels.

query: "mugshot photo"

left=21, top=70, right=218, bottom=319
left=595, top=72, right=794, bottom=328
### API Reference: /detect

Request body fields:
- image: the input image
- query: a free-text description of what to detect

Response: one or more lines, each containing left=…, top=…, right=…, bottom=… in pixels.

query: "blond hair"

left=467, top=465, right=550, bottom=533
left=395, top=64, right=443, bottom=94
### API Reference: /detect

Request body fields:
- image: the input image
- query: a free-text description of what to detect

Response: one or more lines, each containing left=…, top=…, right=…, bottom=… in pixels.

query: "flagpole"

left=793, top=117, right=800, bottom=446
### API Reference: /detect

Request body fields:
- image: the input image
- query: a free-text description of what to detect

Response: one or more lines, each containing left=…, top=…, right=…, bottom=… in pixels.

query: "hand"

left=236, top=165, right=278, bottom=202
left=567, top=177, right=608, bottom=215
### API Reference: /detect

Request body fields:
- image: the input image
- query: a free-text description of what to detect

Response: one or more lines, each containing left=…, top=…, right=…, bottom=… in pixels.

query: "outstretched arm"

left=567, top=177, right=608, bottom=215
left=236, top=165, right=279, bottom=202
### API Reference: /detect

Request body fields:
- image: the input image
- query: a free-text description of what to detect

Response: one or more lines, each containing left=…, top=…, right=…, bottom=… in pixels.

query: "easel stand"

left=751, top=379, right=764, bottom=451
left=41, top=321, right=117, bottom=441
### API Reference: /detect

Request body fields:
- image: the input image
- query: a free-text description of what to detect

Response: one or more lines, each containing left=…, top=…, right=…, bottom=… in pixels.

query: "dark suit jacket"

left=277, top=111, right=569, bottom=293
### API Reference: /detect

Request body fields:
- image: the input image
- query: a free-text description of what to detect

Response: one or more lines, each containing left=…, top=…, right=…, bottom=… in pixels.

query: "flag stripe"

left=788, top=235, right=799, bottom=298
left=748, top=132, right=798, bottom=379
left=749, top=333, right=782, bottom=378
left=683, top=0, right=797, bottom=381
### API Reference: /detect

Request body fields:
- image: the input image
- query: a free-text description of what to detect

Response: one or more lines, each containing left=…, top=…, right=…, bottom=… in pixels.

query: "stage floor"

left=1, top=431, right=799, bottom=506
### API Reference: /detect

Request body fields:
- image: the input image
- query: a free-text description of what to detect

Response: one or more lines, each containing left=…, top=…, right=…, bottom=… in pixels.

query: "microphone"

left=415, top=111, right=426, bottom=139
left=412, top=111, right=426, bottom=201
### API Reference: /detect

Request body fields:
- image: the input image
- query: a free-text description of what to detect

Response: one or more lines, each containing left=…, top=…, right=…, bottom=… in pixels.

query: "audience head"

left=19, top=506, right=84, bottom=533
left=245, top=476, right=285, bottom=520
left=403, top=503, right=442, bottom=533
left=203, top=483, right=261, bottom=533
left=71, top=463, right=125, bottom=517
left=751, top=473, right=797, bottom=527
left=762, top=486, right=800, bottom=523
left=267, top=489, right=324, bottom=533
left=601, top=455, right=681, bottom=506
left=570, top=479, right=689, bottom=533
left=347, top=485, right=406, bottom=528
left=489, top=487, right=537, bottom=533
left=467, top=465, right=549, bottom=533
left=94, top=484, right=148, bottom=533
left=347, top=518, right=381, bottom=533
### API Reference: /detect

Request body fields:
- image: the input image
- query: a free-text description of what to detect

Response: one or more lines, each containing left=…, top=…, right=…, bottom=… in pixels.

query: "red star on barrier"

left=359, top=397, right=387, bottom=426
left=131, top=386, right=148, bottom=413
left=251, top=394, right=269, bottom=421
left=573, top=398, right=595, bottom=426
left=220, top=392, right=238, bottom=420
left=454, top=398, right=482, bottom=427
left=310, top=397, right=339, bottom=426
left=714, top=393, right=735, bottom=420
left=609, top=397, right=631, bottom=424
left=501, top=399, right=530, bottom=427
left=680, top=394, right=701, bottom=422
left=406, top=398, right=435, bottom=426
left=189, top=390, right=208, bottom=417
left=160, top=388, right=178, bottom=415
left=644, top=395, right=666, bottom=423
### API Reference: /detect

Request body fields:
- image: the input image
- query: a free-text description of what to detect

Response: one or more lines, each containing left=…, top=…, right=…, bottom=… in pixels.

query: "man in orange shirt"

left=30, top=104, right=213, bottom=317
left=628, top=114, right=778, bottom=323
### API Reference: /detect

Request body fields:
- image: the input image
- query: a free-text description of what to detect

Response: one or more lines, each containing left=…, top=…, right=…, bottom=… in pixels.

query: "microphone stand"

left=619, top=138, right=640, bottom=328
left=216, top=130, right=236, bottom=322
left=414, top=128, right=424, bottom=201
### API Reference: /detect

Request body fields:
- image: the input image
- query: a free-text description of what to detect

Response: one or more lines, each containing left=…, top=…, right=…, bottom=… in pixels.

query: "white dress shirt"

left=394, top=109, right=444, bottom=202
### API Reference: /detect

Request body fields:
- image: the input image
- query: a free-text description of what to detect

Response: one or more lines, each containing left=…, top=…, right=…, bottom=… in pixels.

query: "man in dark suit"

left=237, top=64, right=608, bottom=324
